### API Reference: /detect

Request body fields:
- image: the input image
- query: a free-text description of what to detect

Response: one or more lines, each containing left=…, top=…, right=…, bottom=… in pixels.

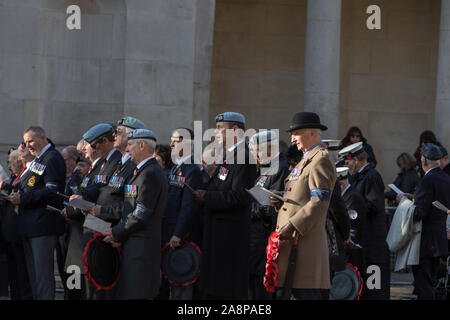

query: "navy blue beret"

left=215, top=112, right=245, bottom=124
left=83, top=123, right=114, bottom=143
left=127, top=129, right=157, bottom=142
left=117, top=116, right=146, bottom=130
left=422, top=143, right=443, bottom=160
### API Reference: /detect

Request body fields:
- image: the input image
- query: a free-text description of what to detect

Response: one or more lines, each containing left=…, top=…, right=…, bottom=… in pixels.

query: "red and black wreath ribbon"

left=160, top=240, right=202, bottom=287
left=83, top=232, right=121, bottom=291
left=346, top=262, right=363, bottom=300
left=263, top=231, right=280, bottom=293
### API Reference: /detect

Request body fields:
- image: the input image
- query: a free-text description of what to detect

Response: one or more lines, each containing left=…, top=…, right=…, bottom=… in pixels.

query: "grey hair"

left=136, top=139, right=156, bottom=153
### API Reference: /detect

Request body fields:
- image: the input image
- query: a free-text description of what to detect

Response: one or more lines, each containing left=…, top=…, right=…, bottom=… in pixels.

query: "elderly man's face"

left=290, top=129, right=316, bottom=152
left=126, top=140, right=140, bottom=164
left=114, top=125, right=128, bottom=150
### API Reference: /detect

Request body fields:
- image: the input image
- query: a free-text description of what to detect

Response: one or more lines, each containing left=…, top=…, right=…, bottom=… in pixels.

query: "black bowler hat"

left=83, top=233, right=121, bottom=291
left=330, top=263, right=363, bottom=300
left=286, top=112, right=328, bottom=132
left=161, top=241, right=201, bottom=286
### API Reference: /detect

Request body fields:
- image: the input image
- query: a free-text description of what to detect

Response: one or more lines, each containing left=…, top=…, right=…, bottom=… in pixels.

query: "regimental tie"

left=12, top=166, right=26, bottom=187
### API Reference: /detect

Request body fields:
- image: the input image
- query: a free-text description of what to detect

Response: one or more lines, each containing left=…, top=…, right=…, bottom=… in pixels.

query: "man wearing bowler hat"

left=103, top=129, right=168, bottom=300
left=269, top=112, right=336, bottom=300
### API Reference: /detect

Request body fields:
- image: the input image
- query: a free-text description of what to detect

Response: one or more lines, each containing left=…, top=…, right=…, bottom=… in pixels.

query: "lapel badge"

left=218, top=166, right=229, bottom=181
left=27, top=175, right=36, bottom=187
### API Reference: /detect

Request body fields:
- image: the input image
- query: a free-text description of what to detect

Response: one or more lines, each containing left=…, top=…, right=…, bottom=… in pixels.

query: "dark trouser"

left=248, top=274, right=272, bottom=300
left=56, top=228, right=70, bottom=298
left=170, top=284, right=193, bottom=300
left=5, top=242, right=32, bottom=300
left=276, top=288, right=330, bottom=300
left=22, top=235, right=57, bottom=300
left=361, top=260, right=390, bottom=300
left=65, top=274, right=87, bottom=300
left=412, top=256, right=441, bottom=300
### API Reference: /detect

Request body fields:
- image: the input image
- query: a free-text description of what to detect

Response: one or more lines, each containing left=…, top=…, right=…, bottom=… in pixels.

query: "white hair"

left=424, top=158, right=440, bottom=166
left=136, top=139, right=156, bottom=153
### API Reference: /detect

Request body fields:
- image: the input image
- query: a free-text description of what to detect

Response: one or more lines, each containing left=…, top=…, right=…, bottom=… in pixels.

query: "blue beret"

left=438, top=145, right=448, bottom=157
left=127, top=129, right=157, bottom=142
left=117, top=116, right=146, bottom=130
left=215, top=112, right=245, bottom=124
left=422, top=143, right=443, bottom=160
left=83, top=123, right=114, bottom=143
left=249, top=130, right=277, bottom=147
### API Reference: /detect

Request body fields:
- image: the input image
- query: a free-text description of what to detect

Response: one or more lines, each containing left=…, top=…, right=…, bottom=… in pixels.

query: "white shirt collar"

left=358, top=163, right=370, bottom=173
left=38, top=143, right=52, bottom=158
left=121, top=153, right=130, bottom=164
left=106, top=148, right=117, bottom=161
left=303, top=141, right=323, bottom=159
left=227, top=140, right=244, bottom=153
left=341, top=184, right=351, bottom=197
left=92, top=157, right=101, bottom=167
left=425, top=166, right=439, bottom=176
left=176, top=155, right=191, bottom=166
left=137, top=156, right=154, bottom=170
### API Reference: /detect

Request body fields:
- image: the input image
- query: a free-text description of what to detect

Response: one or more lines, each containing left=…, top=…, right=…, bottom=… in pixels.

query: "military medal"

left=288, top=168, right=300, bottom=181
left=30, top=162, right=46, bottom=175
left=218, top=166, right=229, bottom=181
left=81, top=177, right=90, bottom=188
left=169, top=174, right=185, bottom=188
left=175, top=168, right=182, bottom=176
left=108, top=175, right=124, bottom=188
left=27, top=175, right=36, bottom=187
left=94, top=175, right=107, bottom=184
left=256, top=175, right=268, bottom=187
left=124, top=184, right=137, bottom=198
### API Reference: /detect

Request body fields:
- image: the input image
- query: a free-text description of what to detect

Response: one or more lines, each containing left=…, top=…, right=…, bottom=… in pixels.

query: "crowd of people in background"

left=0, top=112, right=448, bottom=301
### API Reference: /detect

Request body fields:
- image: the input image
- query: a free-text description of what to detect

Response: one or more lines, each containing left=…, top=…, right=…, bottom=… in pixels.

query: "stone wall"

left=0, top=0, right=215, bottom=174
left=210, top=0, right=307, bottom=144
left=340, top=0, right=441, bottom=185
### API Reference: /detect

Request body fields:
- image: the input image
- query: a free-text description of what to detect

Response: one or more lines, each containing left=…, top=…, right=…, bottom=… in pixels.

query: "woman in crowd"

left=384, top=152, right=420, bottom=206
left=154, top=144, right=174, bottom=177
left=340, top=126, right=377, bottom=167
left=413, top=130, right=441, bottom=177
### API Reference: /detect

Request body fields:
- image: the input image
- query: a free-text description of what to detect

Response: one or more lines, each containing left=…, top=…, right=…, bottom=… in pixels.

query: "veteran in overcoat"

left=271, top=112, right=336, bottom=300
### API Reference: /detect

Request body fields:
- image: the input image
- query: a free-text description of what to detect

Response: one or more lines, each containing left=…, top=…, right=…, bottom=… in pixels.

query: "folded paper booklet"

left=388, top=184, right=404, bottom=195
left=68, top=198, right=95, bottom=211
left=432, top=200, right=449, bottom=213
left=246, top=186, right=271, bottom=206
left=83, top=214, right=111, bottom=234
left=260, top=187, right=287, bottom=202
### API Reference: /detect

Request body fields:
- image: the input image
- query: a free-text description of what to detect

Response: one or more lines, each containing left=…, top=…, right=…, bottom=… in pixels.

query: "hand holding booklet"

left=246, top=186, right=286, bottom=206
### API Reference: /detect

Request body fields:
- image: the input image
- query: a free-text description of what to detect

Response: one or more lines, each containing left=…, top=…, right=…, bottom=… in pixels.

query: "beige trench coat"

left=275, top=144, right=336, bottom=289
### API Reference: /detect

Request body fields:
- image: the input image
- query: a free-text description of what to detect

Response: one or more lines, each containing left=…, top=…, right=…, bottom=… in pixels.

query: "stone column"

left=302, top=0, right=341, bottom=138
left=435, top=0, right=450, bottom=148
left=193, top=0, right=216, bottom=127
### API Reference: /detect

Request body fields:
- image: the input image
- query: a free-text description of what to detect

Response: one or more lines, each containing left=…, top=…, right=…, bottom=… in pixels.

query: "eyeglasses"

left=90, top=138, right=104, bottom=149
left=351, top=134, right=361, bottom=138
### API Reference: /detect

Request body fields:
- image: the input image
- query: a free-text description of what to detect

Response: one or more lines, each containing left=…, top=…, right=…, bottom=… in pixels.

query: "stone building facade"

left=0, top=0, right=449, bottom=186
